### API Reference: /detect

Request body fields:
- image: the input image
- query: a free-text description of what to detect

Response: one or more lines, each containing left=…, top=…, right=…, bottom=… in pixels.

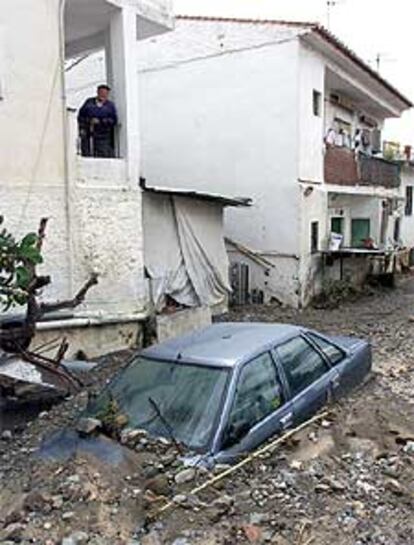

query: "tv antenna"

left=326, top=0, right=346, bottom=29
left=371, top=52, right=396, bottom=73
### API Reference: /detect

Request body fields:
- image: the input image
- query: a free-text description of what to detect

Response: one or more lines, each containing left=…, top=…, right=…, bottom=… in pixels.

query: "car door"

left=306, top=331, right=370, bottom=397
left=214, top=351, right=293, bottom=463
left=274, top=335, right=333, bottom=425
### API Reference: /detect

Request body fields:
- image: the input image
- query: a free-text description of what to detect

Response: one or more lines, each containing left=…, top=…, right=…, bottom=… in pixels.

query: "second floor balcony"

left=324, top=146, right=401, bottom=190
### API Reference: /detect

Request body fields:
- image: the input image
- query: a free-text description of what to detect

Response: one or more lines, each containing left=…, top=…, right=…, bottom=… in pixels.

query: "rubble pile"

left=2, top=276, right=414, bottom=544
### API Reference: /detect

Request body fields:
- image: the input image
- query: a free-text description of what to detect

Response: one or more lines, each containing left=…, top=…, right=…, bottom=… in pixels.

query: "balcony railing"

left=324, top=147, right=401, bottom=189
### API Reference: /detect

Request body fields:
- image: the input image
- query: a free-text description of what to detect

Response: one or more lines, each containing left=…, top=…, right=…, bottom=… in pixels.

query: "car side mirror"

left=222, top=419, right=251, bottom=449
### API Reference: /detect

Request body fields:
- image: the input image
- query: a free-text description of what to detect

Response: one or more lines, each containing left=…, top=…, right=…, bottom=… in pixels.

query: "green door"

left=351, top=219, right=370, bottom=248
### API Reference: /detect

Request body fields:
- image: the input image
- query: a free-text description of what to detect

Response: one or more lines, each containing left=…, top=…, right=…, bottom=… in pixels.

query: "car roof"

left=141, top=322, right=303, bottom=368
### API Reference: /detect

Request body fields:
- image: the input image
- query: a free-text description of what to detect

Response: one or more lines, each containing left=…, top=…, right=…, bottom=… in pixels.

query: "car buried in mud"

left=87, top=323, right=372, bottom=465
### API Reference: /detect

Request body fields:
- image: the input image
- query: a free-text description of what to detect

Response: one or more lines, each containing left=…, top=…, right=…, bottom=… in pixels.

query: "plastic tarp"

left=143, top=193, right=231, bottom=309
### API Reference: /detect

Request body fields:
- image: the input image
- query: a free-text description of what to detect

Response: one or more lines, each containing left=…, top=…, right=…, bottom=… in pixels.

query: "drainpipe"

left=58, top=0, right=74, bottom=296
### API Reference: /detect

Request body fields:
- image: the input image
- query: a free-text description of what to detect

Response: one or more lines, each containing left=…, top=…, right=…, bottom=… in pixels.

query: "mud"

left=2, top=276, right=414, bottom=544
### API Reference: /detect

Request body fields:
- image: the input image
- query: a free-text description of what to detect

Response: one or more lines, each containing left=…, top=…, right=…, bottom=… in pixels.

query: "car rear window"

left=306, top=333, right=345, bottom=365
left=87, top=357, right=229, bottom=452
left=276, top=336, right=329, bottom=396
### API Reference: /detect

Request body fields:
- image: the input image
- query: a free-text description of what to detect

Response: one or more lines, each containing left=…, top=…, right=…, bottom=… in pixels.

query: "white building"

left=0, top=4, right=241, bottom=356
left=135, top=16, right=412, bottom=307
left=400, top=161, right=414, bottom=255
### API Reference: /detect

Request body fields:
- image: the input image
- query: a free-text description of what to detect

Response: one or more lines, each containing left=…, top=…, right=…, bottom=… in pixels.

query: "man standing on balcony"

left=78, top=84, right=118, bottom=158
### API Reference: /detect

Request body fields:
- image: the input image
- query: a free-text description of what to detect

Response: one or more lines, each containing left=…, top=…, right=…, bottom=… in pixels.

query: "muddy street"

left=2, top=276, right=414, bottom=545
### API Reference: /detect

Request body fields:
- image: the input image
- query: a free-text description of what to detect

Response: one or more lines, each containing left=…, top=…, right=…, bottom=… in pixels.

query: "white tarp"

left=143, top=193, right=231, bottom=309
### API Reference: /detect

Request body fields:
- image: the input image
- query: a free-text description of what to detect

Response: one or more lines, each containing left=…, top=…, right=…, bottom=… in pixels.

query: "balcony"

left=324, top=147, right=401, bottom=189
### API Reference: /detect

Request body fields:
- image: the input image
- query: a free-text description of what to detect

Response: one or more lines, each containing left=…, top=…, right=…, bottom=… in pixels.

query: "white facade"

left=135, top=17, right=412, bottom=307
left=400, top=164, right=414, bottom=250
left=0, top=0, right=174, bottom=353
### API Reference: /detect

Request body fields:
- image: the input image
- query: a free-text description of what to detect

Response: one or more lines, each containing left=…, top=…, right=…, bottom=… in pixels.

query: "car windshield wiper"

left=148, top=396, right=184, bottom=455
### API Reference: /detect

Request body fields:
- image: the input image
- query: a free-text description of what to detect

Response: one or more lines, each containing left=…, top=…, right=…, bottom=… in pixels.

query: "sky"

left=174, top=0, right=414, bottom=145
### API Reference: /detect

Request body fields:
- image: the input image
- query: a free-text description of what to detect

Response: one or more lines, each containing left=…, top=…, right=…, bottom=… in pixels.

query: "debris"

left=242, top=523, right=262, bottom=543
left=76, top=417, right=102, bottom=436
left=61, top=532, right=89, bottom=545
left=174, top=468, right=196, bottom=485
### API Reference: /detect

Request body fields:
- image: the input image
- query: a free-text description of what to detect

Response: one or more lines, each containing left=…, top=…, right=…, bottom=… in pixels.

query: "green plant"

left=0, top=215, right=44, bottom=310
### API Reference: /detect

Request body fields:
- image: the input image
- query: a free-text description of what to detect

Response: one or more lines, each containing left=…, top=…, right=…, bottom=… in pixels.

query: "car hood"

left=327, top=334, right=368, bottom=352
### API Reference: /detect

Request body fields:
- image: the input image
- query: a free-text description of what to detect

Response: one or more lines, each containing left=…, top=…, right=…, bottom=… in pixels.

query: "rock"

left=249, top=512, right=268, bottom=525
left=114, top=414, right=129, bottom=428
left=174, top=468, right=196, bottom=485
left=43, top=521, right=52, bottom=530
left=3, top=494, right=25, bottom=525
left=403, top=441, right=414, bottom=454
left=173, top=494, right=188, bottom=505
left=52, top=495, right=64, bottom=510
left=315, top=483, right=330, bottom=493
left=171, top=539, right=191, bottom=545
left=140, top=531, right=162, bottom=545
left=352, top=501, right=366, bottom=518
left=1, top=430, right=12, bottom=441
left=66, top=474, right=81, bottom=485
left=385, top=478, right=404, bottom=496
left=145, top=474, right=171, bottom=497
left=0, top=522, right=24, bottom=541
left=321, top=419, right=332, bottom=428
left=23, top=490, right=51, bottom=512
left=325, top=477, right=346, bottom=492
left=76, top=417, right=102, bottom=435
left=62, top=511, right=75, bottom=520
left=120, top=428, right=148, bottom=445
left=212, top=494, right=233, bottom=509
left=242, top=524, right=262, bottom=543
left=62, top=531, right=89, bottom=545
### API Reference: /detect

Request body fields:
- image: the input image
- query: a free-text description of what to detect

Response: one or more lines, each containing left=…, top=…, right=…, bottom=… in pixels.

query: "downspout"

left=58, top=0, right=74, bottom=296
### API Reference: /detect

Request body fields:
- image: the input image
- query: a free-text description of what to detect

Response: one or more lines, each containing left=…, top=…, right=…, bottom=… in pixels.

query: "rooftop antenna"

left=371, top=52, right=396, bottom=73
left=326, top=0, right=346, bottom=29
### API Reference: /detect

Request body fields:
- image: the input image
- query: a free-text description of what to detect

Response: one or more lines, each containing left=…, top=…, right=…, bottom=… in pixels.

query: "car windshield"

left=88, top=357, right=229, bottom=452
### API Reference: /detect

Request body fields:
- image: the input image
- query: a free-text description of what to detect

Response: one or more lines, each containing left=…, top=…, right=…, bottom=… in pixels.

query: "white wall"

left=0, top=0, right=71, bottom=301
left=137, top=21, right=303, bottom=305
left=0, top=1, right=151, bottom=318
left=401, top=165, right=414, bottom=249
left=327, top=193, right=382, bottom=247
left=298, top=44, right=325, bottom=183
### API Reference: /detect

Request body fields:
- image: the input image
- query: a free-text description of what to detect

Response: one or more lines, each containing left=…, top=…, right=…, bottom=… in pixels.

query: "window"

left=351, top=218, right=370, bottom=248
left=311, top=221, right=319, bottom=253
left=394, top=217, right=401, bottom=242
left=331, top=217, right=344, bottom=235
left=306, top=333, right=345, bottom=365
left=88, top=357, right=229, bottom=451
left=227, top=353, right=284, bottom=431
left=277, top=336, right=329, bottom=396
left=313, top=90, right=321, bottom=117
left=405, top=186, right=413, bottom=216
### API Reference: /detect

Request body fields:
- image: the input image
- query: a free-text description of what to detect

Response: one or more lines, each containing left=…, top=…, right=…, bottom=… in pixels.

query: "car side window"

left=277, top=336, right=330, bottom=397
left=227, top=352, right=284, bottom=432
left=306, top=333, right=345, bottom=365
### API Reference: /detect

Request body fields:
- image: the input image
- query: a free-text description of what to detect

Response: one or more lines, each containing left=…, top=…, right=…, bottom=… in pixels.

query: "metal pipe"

left=35, top=312, right=149, bottom=331
left=58, top=0, right=74, bottom=295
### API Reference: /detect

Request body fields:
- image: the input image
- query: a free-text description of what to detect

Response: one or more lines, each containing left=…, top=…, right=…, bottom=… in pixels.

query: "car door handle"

left=280, top=413, right=293, bottom=429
